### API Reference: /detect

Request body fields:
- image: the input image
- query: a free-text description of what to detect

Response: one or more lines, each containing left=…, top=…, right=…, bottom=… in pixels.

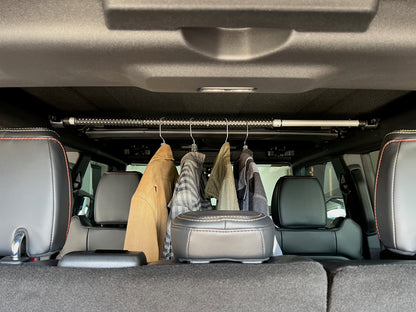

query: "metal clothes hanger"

left=190, top=118, right=198, bottom=152
left=159, top=117, right=166, bottom=146
left=225, top=118, right=229, bottom=143
left=243, top=121, right=249, bottom=150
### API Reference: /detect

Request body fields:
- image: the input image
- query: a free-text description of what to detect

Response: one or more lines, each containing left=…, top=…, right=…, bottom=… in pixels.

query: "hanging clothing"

left=234, top=148, right=269, bottom=216
left=124, top=144, right=178, bottom=262
left=162, top=152, right=212, bottom=260
left=205, top=142, right=239, bottom=210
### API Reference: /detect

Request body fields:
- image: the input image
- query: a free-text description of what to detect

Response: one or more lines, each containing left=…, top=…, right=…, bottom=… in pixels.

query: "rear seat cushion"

left=0, top=128, right=71, bottom=257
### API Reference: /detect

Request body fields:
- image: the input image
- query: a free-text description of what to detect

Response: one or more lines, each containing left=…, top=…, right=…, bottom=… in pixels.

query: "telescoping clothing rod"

left=52, top=117, right=377, bottom=129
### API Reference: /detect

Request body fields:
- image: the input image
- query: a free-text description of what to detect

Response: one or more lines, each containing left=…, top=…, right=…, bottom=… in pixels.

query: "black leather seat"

left=60, top=171, right=141, bottom=256
left=271, top=176, right=362, bottom=260
left=171, top=211, right=275, bottom=263
left=328, top=131, right=416, bottom=312
left=374, top=131, right=416, bottom=256
left=0, top=128, right=71, bottom=263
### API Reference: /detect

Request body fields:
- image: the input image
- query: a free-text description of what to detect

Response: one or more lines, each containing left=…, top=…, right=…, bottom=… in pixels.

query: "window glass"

left=305, top=162, right=346, bottom=221
left=80, top=161, right=109, bottom=196
left=77, top=160, right=109, bottom=217
left=369, top=150, right=380, bottom=173
left=66, top=151, right=80, bottom=170
left=257, top=165, right=291, bottom=207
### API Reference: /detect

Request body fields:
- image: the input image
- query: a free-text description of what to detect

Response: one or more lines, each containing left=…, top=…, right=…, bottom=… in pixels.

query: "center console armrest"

left=58, top=250, right=147, bottom=268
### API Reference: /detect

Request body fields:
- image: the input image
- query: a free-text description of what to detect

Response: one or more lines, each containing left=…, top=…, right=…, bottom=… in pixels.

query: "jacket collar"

left=180, top=152, right=206, bottom=168
left=238, top=148, right=254, bottom=170
left=150, top=144, right=175, bottom=162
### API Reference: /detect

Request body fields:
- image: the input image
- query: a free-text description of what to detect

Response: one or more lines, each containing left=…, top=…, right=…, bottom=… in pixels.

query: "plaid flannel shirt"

left=162, top=152, right=212, bottom=260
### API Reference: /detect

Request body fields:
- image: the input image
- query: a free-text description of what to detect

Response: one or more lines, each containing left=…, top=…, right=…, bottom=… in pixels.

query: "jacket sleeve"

left=250, top=163, right=269, bottom=216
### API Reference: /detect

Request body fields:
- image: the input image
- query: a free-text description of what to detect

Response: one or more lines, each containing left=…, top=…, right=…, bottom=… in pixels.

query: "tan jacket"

left=205, top=142, right=239, bottom=210
left=124, top=144, right=178, bottom=262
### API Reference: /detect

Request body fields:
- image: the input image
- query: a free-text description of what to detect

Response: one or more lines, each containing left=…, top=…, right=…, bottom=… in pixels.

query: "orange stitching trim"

left=0, top=137, right=72, bottom=239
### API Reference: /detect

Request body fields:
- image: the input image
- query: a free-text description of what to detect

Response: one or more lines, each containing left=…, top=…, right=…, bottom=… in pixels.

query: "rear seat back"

left=60, top=172, right=141, bottom=256
left=0, top=128, right=71, bottom=261
left=21, top=210, right=327, bottom=311
left=329, top=131, right=416, bottom=312
left=1, top=256, right=328, bottom=311
left=272, top=176, right=362, bottom=260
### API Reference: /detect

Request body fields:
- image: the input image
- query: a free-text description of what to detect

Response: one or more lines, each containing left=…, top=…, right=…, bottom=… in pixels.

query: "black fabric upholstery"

left=272, top=176, right=362, bottom=260
left=60, top=172, right=141, bottom=256
left=375, top=130, right=416, bottom=255
left=0, top=128, right=71, bottom=257
left=94, top=172, right=142, bottom=224
left=272, top=177, right=326, bottom=228
left=328, top=262, right=416, bottom=312
left=171, top=211, right=275, bottom=263
left=0, top=256, right=327, bottom=312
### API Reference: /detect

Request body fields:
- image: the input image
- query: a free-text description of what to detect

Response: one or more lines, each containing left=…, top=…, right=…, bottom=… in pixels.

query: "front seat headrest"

left=171, top=211, right=275, bottom=263
left=272, top=176, right=327, bottom=228
left=94, top=172, right=142, bottom=224
left=0, top=128, right=72, bottom=258
left=375, top=130, right=416, bottom=256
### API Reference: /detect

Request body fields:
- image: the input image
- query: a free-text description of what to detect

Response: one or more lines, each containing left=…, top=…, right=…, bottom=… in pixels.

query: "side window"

left=76, top=160, right=109, bottom=217
left=369, top=150, right=380, bottom=173
left=305, top=162, right=346, bottom=221
left=257, top=165, right=292, bottom=208
left=66, top=151, right=80, bottom=171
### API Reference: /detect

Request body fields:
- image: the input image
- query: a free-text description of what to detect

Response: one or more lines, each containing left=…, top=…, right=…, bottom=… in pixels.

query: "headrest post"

left=11, top=230, right=26, bottom=261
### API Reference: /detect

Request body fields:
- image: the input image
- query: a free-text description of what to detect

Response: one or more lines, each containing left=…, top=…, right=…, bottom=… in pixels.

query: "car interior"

left=1, top=0, right=416, bottom=311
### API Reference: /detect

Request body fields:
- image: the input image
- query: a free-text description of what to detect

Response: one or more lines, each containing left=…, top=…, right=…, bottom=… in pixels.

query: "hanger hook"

left=190, top=118, right=198, bottom=152
left=243, top=121, right=249, bottom=149
left=159, top=117, right=166, bottom=145
left=225, top=118, right=229, bottom=143
left=190, top=118, right=196, bottom=145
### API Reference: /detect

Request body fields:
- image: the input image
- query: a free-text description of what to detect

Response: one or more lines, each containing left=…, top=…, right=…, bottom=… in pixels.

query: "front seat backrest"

left=375, top=130, right=416, bottom=255
left=328, top=132, right=416, bottom=312
left=272, top=176, right=362, bottom=260
left=0, top=128, right=71, bottom=259
left=60, top=171, right=141, bottom=256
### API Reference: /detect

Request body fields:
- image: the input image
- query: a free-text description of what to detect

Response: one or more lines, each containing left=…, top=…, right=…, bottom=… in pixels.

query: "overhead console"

left=4, top=0, right=416, bottom=92
left=103, top=0, right=379, bottom=32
